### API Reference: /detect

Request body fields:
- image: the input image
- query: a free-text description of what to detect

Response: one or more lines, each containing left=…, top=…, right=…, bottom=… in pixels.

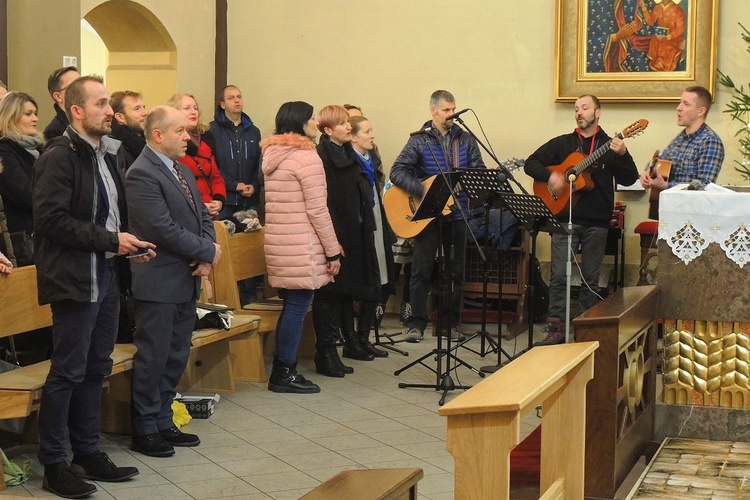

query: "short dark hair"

left=274, top=101, right=314, bottom=135
left=685, top=86, right=713, bottom=113
left=578, top=94, right=601, bottom=109
left=219, top=85, right=240, bottom=103
left=430, top=90, right=455, bottom=107
left=47, top=66, right=79, bottom=96
left=64, top=75, right=105, bottom=122
left=0, top=80, right=7, bottom=90
left=110, top=90, right=142, bottom=114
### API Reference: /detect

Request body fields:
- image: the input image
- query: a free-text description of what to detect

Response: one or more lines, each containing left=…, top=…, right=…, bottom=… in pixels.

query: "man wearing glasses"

left=43, top=66, right=80, bottom=141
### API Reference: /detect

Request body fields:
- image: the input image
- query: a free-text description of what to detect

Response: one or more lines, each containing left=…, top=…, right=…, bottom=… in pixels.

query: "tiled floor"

left=629, top=438, right=750, bottom=498
left=1, top=316, right=544, bottom=499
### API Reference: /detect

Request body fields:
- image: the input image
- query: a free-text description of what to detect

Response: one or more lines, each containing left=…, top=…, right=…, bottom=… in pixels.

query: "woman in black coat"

left=312, top=105, right=380, bottom=377
left=0, top=92, right=44, bottom=266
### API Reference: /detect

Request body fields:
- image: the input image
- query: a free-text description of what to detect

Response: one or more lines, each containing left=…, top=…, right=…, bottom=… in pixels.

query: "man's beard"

left=83, top=119, right=111, bottom=138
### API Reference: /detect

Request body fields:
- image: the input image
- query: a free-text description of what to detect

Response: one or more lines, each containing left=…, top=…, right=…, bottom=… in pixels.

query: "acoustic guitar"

left=383, top=159, right=525, bottom=239
left=532, top=119, right=649, bottom=216
left=646, top=150, right=672, bottom=220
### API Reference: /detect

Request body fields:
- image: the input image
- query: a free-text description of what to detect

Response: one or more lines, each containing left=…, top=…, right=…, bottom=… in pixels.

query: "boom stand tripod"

left=496, top=193, right=567, bottom=353
left=450, top=116, right=542, bottom=373
left=455, top=169, right=515, bottom=360
left=393, top=171, right=485, bottom=405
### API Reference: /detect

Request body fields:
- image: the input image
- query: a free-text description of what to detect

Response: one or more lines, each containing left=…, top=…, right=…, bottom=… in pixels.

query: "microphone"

left=445, top=108, right=470, bottom=120
left=687, top=180, right=704, bottom=191
left=568, top=173, right=577, bottom=182
left=409, top=127, right=433, bottom=137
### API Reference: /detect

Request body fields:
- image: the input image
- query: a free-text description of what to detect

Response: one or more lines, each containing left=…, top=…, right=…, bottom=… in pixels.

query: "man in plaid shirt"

left=641, top=86, right=724, bottom=190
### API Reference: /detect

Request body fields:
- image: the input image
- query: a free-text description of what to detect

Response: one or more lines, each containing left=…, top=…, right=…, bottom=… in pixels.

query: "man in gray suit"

left=126, top=106, right=221, bottom=457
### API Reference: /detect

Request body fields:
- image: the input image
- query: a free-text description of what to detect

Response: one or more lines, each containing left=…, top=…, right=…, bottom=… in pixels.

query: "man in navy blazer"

left=126, top=106, right=221, bottom=457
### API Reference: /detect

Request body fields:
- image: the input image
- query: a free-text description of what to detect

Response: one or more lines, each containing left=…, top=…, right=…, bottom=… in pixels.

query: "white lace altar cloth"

left=658, top=184, right=750, bottom=268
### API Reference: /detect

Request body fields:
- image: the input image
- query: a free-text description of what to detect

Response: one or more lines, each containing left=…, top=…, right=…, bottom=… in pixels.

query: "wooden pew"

left=0, top=262, right=261, bottom=442
left=208, top=222, right=275, bottom=382
left=301, top=468, right=424, bottom=499
left=573, top=285, right=659, bottom=499
left=438, top=341, right=599, bottom=499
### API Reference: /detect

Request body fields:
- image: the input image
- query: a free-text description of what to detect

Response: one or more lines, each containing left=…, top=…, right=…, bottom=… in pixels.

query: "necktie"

left=174, top=161, right=196, bottom=208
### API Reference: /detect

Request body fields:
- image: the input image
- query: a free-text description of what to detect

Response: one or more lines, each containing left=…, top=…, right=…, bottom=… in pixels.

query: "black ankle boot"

left=268, top=358, right=320, bottom=393
left=314, top=349, right=346, bottom=377
left=342, top=331, right=375, bottom=361
left=332, top=352, right=354, bottom=374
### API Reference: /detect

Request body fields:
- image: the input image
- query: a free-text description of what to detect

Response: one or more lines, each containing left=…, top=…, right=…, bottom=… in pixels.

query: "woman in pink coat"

left=261, top=101, right=341, bottom=394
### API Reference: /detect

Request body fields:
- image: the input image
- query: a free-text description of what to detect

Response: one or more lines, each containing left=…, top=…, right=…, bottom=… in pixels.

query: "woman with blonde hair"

left=166, top=93, right=226, bottom=218
left=0, top=91, right=44, bottom=266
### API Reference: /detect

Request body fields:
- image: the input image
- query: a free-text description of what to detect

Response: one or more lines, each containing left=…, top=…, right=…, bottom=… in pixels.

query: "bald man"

left=126, top=106, right=220, bottom=458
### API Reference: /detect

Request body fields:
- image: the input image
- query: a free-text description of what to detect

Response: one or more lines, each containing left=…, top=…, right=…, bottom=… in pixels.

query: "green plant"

left=718, top=23, right=750, bottom=180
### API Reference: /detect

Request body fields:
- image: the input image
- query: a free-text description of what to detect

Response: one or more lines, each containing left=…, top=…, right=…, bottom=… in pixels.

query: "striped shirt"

left=661, top=123, right=724, bottom=188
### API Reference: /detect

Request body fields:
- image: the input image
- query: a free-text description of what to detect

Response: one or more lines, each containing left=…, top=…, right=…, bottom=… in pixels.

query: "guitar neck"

left=572, top=132, right=622, bottom=175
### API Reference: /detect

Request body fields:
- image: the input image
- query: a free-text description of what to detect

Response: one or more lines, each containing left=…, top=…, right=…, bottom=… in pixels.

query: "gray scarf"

left=17, top=135, right=43, bottom=159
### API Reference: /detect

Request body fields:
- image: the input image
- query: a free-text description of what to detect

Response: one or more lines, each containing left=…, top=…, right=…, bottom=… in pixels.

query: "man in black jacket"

left=109, top=90, right=148, bottom=173
left=33, top=75, right=155, bottom=498
left=524, top=94, right=638, bottom=345
left=42, top=66, right=80, bottom=141
left=209, top=85, right=262, bottom=219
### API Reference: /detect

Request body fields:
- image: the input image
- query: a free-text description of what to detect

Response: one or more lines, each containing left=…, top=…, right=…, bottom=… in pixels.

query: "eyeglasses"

left=56, top=85, right=69, bottom=94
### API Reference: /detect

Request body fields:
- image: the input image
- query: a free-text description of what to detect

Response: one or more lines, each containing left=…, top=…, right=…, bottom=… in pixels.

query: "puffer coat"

left=261, top=133, right=340, bottom=290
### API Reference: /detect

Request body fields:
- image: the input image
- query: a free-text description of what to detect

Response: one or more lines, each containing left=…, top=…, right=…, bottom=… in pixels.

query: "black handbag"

left=194, top=303, right=234, bottom=330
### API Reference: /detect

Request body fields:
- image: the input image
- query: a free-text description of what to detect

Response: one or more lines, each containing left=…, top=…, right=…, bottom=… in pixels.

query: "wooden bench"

left=0, top=261, right=261, bottom=441
left=438, top=341, right=599, bottom=499
left=301, top=468, right=424, bottom=499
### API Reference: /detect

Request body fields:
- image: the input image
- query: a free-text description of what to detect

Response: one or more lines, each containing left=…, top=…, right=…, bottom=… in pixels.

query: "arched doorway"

left=83, top=0, right=177, bottom=107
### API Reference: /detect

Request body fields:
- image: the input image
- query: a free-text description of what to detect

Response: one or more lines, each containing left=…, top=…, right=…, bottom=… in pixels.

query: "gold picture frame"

left=555, top=0, right=719, bottom=102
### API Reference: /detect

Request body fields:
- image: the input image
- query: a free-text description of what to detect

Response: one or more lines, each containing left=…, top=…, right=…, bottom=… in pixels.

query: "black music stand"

left=457, top=169, right=515, bottom=360
left=497, top=193, right=567, bottom=353
left=394, top=170, right=485, bottom=405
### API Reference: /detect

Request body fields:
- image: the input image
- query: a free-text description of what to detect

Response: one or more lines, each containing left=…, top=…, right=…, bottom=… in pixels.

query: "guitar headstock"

left=621, top=119, right=649, bottom=139
left=499, top=158, right=525, bottom=172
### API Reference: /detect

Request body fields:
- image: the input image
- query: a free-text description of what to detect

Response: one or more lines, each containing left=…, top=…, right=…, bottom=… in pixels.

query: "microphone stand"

left=565, top=174, right=575, bottom=342
left=454, top=116, right=529, bottom=196
left=394, top=129, right=484, bottom=406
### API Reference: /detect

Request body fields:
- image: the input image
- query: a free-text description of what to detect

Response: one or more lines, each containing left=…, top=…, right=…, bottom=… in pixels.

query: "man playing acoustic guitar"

left=389, top=90, right=485, bottom=343
left=524, top=94, right=638, bottom=345
left=640, top=86, right=724, bottom=194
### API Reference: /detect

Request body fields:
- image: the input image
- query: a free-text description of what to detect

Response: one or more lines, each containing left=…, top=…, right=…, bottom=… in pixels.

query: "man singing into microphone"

left=389, top=90, right=485, bottom=343
left=640, top=86, right=724, bottom=192
left=524, top=94, right=638, bottom=345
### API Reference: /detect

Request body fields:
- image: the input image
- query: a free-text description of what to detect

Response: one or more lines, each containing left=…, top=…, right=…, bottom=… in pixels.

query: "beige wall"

left=81, top=0, right=215, bottom=112
left=7, top=0, right=81, bottom=126
left=225, top=0, right=750, bottom=265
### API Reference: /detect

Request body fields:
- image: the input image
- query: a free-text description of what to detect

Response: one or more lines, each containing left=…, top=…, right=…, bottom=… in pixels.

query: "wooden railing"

left=438, top=341, right=599, bottom=499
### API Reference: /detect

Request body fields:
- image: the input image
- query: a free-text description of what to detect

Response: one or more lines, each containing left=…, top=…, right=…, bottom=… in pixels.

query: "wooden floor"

left=628, top=437, right=750, bottom=498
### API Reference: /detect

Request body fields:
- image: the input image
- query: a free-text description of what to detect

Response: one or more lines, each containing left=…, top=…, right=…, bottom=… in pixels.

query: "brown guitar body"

left=532, top=151, right=596, bottom=216
left=383, top=176, right=454, bottom=239
left=647, top=156, right=672, bottom=220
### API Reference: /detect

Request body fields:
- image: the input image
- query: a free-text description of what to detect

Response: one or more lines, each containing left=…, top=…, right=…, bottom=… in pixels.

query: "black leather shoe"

left=362, top=341, right=389, bottom=358
left=159, top=426, right=200, bottom=447
left=43, top=462, right=97, bottom=499
left=70, top=450, right=139, bottom=482
left=131, top=433, right=175, bottom=457
left=333, top=353, right=354, bottom=374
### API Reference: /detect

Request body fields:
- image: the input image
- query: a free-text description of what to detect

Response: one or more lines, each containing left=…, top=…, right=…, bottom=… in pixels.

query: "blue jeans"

left=38, top=264, right=119, bottom=465
left=275, top=289, right=315, bottom=364
left=549, top=224, right=608, bottom=320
